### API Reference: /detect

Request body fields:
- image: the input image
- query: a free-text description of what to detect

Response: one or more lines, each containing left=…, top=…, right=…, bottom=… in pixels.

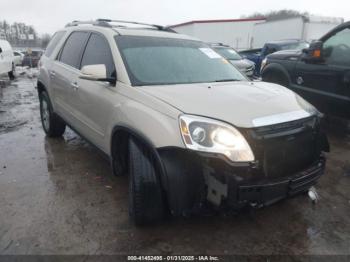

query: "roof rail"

left=65, top=19, right=176, bottom=33
left=209, top=42, right=226, bottom=46
left=65, top=20, right=112, bottom=28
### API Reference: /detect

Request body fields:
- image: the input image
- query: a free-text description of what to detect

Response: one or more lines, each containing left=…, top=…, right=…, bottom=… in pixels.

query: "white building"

left=170, top=18, right=266, bottom=50
left=170, top=16, right=344, bottom=50
left=251, top=16, right=344, bottom=48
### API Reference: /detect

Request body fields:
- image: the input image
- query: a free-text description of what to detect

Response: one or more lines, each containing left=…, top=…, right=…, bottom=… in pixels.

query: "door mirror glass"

left=301, top=41, right=323, bottom=63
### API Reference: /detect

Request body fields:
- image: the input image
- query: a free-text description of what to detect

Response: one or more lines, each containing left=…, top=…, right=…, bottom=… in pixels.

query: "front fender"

left=106, top=94, right=185, bottom=156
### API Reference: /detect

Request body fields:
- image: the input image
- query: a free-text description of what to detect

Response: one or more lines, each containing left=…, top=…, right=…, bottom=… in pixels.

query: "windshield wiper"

left=214, top=79, right=240, bottom=82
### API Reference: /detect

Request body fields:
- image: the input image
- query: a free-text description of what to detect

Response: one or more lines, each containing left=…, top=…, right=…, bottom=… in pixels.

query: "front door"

left=73, top=32, right=117, bottom=150
left=293, top=27, right=350, bottom=118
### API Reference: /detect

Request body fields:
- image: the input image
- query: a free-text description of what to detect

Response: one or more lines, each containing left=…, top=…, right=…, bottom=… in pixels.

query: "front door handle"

left=70, top=82, right=79, bottom=90
left=49, top=71, right=56, bottom=78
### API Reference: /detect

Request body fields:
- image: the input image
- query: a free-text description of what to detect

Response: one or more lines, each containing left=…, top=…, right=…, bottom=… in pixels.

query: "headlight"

left=179, top=115, right=255, bottom=162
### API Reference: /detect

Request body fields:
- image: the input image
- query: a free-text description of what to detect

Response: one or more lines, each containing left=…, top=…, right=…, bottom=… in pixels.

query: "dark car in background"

left=210, top=43, right=255, bottom=78
left=240, top=39, right=309, bottom=76
left=22, top=50, right=43, bottom=67
left=261, top=22, right=350, bottom=119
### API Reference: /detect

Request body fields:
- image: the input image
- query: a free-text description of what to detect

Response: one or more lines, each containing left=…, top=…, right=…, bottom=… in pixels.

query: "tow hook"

left=308, top=186, right=319, bottom=204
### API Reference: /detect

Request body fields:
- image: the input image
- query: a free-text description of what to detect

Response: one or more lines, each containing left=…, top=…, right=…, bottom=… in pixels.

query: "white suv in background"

left=0, top=39, right=15, bottom=80
left=38, top=19, right=329, bottom=225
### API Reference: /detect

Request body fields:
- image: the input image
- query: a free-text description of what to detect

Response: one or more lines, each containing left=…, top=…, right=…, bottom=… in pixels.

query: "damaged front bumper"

left=158, top=116, right=329, bottom=216
left=205, top=155, right=325, bottom=208
left=159, top=147, right=326, bottom=216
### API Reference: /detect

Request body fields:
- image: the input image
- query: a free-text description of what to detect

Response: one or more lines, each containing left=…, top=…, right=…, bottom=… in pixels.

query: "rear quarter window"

left=44, top=31, right=66, bottom=57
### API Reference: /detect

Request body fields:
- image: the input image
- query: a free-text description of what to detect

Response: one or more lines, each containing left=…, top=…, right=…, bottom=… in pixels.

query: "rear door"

left=49, top=31, right=89, bottom=123
left=293, top=26, right=350, bottom=118
left=73, top=32, right=117, bottom=148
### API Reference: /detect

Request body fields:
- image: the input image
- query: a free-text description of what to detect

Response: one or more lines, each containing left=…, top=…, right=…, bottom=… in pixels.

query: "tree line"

left=0, top=20, right=50, bottom=48
left=241, top=9, right=310, bottom=21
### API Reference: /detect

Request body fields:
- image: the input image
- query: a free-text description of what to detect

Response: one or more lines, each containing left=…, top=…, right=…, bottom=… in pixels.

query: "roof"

left=170, top=18, right=266, bottom=28
left=64, top=23, right=199, bottom=41
left=265, top=39, right=308, bottom=45
left=115, top=28, right=199, bottom=40
left=64, top=19, right=199, bottom=40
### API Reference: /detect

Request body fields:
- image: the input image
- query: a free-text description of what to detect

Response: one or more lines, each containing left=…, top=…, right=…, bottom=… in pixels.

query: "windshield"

left=280, top=42, right=309, bottom=51
left=213, top=47, right=242, bottom=60
left=115, top=36, right=246, bottom=86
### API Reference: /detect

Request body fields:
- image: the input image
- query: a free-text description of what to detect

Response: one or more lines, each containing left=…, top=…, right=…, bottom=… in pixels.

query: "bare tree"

left=242, top=9, right=309, bottom=21
left=0, top=20, right=40, bottom=47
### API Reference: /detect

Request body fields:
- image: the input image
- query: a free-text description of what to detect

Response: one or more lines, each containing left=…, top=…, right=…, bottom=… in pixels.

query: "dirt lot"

left=0, top=73, right=350, bottom=256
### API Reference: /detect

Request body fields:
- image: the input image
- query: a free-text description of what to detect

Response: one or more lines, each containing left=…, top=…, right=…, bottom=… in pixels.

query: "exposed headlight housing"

left=179, top=115, right=255, bottom=162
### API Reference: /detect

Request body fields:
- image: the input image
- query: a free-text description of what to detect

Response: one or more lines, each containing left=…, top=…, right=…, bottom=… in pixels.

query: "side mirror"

left=80, top=64, right=116, bottom=84
left=302, top=41, right=323, bottom=63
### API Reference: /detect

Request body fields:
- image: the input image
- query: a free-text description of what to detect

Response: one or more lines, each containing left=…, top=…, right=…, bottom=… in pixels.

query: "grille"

left=262, top=131, right=316, bottom=177
left=247, top=116, right=320, bottom=178
left=252, top=116, right=317, bottom=139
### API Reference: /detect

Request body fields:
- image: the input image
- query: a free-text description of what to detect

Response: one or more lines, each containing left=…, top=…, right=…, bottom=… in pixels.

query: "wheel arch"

left=261, top=62, right=292, bottom=87
left=37, top=80, right=47, bottom=95
left=110, top=125, right=168, bottom=186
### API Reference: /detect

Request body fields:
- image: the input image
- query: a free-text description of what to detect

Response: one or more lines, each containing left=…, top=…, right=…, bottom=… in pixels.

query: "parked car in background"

left=261, top=21, right=350, bottom=119
left=13, top=51, right=24, bottom=66
left=22, top=49, right=43, bottom=67
left=0, top=39, right=15, bottom=80
left=210, top=43, right=255, bottom=78
left=240, top=39, right=309, bottom=76
left=38, top=19, right=329, bottom=225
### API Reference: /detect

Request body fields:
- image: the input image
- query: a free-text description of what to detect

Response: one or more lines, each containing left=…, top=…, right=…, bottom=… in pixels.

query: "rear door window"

left=59, top=31, right=89, bottom=69
left=44, top=31, right=66, bottom=57
left=80, top=33, right=115, bottom=78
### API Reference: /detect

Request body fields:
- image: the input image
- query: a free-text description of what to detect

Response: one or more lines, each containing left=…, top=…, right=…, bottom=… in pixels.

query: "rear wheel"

left=39, top=91, right=66, bottom=137
left=128, top=138, right=165, bottom=225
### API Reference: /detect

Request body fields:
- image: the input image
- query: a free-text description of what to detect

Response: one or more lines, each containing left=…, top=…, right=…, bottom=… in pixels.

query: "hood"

left=229, top=59, right=254, bottom=70
left=267, top=49, right=302, bottom=61
left=141, top=81, right=314, bottom=128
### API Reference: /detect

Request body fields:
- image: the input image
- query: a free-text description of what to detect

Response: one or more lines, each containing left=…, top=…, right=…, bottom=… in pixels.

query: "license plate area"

left=263, top=131, right=316, bottom=178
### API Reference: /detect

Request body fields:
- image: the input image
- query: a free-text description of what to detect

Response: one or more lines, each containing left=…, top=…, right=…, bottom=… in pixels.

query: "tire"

left=112, top=133, right=129, bottom=177
left=263, top=71, right=289, bottom=87
left=128, top=138, right=165, bottom=225
left=8, top=63, right=15, bottom=80
left=39, top=91, right=66, bottom=137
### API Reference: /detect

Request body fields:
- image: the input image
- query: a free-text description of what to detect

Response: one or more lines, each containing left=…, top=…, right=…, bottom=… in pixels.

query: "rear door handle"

left=70, top=82, right=79, bottom=90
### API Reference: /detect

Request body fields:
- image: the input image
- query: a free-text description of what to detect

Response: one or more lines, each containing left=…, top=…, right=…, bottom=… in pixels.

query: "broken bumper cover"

left=235, top=158, right=325, bottom=207
left=158, top=148, right=326, bottom=215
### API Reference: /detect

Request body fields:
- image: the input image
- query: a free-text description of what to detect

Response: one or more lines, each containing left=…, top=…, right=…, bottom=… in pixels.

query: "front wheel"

left=263, top=71, right=289, bottom=87
left=39, top=91, right=66, bottom=137
left=8, top=63, right=15, bottom=80
left=128, top=138, right=165, bottom=225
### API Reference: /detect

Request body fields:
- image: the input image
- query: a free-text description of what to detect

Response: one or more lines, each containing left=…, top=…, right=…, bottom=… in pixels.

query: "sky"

left=1, top=0, right=350, bottom=35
